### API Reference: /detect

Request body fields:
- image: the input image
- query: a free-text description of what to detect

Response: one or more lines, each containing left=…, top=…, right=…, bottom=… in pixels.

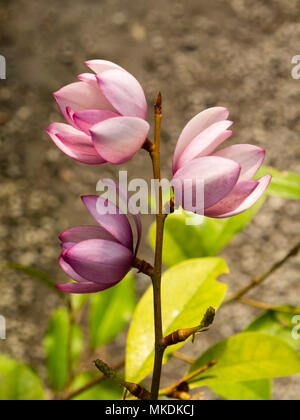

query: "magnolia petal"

left=172, top=156, right=241, bottom=210
left=85, top=59, right=123, bottom=74
left=56, top=281, right=113, bottom=294
left=46, top=122, right=105, bottom=164
left=173, top=107, right=230, bottom=172
left=97, top=69, right=147, bottom=119
left=206, top=175, right=272, bottom=218
left=91, top=116, right=150, bottom=164
left=73, top=109, right=119, bottom=134
left=59, top=255, right=87, bottom=283
left=205, top=180, right=259, bottom=218
left=175, top=120, right=233, bottom=172
left=53, top=81, right=114, bottom=125
left=81, top=195, right=133, bottom=250
left=213, top=144, right=266, bottom=181
left=59, top=225, right=119, bottom=248
left=63, top=239, right=133, bottom=284
left=100, top=179, right=142, bottom=255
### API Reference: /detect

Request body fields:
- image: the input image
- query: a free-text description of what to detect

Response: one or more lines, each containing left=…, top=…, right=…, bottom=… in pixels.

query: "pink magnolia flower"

left=46, top=60, right=150, bottom=164
left=172, top=107, right=272, bottom=218
left=56, top=192, right=141, bottom=294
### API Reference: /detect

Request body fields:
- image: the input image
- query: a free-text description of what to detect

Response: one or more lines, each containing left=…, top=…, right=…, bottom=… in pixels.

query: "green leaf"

left=43, top=308, right=83, bottom=392
left=257, top=166, right=300, bottom=200
left=149, top=199, right=265, bottom=267
left=89, top=273, right=136, bottom=349
left=209, top=379, right=272, bottom=400
left=126, top=258, right=228, bottom=383
left=71, top=373, right=122, bottom=400
left=245, top=309, right=300, bottom=350
left=188, top=332, right=300, bottom=387
left=1, top=262, right=64, bottom=299
left=0, top=355, right=45, bottom=400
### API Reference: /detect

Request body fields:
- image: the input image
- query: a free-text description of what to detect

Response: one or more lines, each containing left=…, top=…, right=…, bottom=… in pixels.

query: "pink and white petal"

left=53, top=81, right=114, bottom=124
left=46, top=122, right=105, bottom=164
left=81, top=195, right=133, bottom=250
left=206, top=175, right=272, bottom=218
left=175, top=120, right=233, bottom=172
left=85, top=59, right=123, bottom=74
left=173, top=107, right=230, bottom=172
left=205, top=180, right=259, bottom=218
left=213, top=144, right=266, bottom=180
left=73, top=109, right=119, bottom=134
left=59, top=255, right=87, bottom=283
left=97, top=70, right=147, bottom=119
left=59, top=225, right=119, bottom=246
left=91, top=117, right=150, bottom=164
left=77, top=73, right=98, bottom=86
left=56, top=281, right=113, bottom=294
left=172, top=156, right=241, bottom=210
left=100, top=179, right=142, bottom=255
left=63, top=239, right=133, bottom=284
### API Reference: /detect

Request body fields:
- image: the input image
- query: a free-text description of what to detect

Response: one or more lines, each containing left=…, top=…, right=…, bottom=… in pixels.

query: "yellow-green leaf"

left=126, top=258, right=228, bottom=383
left=189, top=333, right=300, bottom=387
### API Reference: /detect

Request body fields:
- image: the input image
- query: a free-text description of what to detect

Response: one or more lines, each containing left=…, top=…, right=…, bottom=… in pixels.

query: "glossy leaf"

left=209, top=379, right=272, bottom=400
left=126, top=258, right=228, bottom=383
left=71, top=373, right=123, bottom=400
left=188, top=332, right=300, bottom=388
left=89, top=272, right=136, bottom=349
left=0, top=355, right=45, bottom=400
left=1, top=262, right=64, bottom=298
left=149, top=199, right=265, bottom=267
left=43, top=308, right=83, bottom=392
left=245, top=309, right=300, bottom=350
left=257, top=166, right=300, bottom=200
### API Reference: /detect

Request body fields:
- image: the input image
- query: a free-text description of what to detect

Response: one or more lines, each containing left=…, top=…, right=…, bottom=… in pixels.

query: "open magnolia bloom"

left=46, top=59, right=150, bottom=164
left=57, top=190, right=141, bottom=294
left=172, top=107, right=272, bottom=218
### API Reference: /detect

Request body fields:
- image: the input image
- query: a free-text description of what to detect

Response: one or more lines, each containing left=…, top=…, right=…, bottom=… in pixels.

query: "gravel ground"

left=0, top=0, right=300, bottom=400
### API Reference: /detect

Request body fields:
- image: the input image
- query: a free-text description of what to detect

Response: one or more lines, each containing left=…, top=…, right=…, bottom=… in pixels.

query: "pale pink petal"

left=100, top=179, right=142, bottom=255
left=172, top=156, right=241, bottom=210
left=205, top=180, right=259, bottom=218
left=97, top=69, right=147, bottom=119
left=91, top=116, right=150, bottom=164
left=46, top=122, right=105, bottom=164
left=63, top=239, right=133, bottom=284
left=56, top=281, right=113, bottom=294
left=59, top=225, right=119, bottom=248
left=85, top=59, right=123, bottom=74
left=59, top=255, right=87, bottom=283
left=73, top=109, right=119, bottom=134
left=81, top=195, right=133, bottom=250
left=173, top=107, right=230, bottom=171
left=53, top=81, right=114, bottom=124
left=175, top=120, right=233, bottom=172
left=213, top=144, right=266, bottom=180
left=205, top=175, right=272, bottom=218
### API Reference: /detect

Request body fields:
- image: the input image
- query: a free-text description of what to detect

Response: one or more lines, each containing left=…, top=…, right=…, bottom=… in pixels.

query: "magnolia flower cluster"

left=47, top=60, right=271, bottom=293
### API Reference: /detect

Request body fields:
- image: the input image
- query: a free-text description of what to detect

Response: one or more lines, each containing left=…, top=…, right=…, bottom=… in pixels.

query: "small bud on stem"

left=163, top=307, right=215, bottom=347
left=94, top=359, right=150, bottom=400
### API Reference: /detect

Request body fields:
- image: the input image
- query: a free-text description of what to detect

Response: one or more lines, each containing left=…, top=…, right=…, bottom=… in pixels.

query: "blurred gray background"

left=0, top=0, right=300, bottom=399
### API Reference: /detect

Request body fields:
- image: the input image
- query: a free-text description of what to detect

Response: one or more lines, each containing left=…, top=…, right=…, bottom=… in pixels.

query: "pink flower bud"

left=46, top=60, right=150, bottom=165
left=172, top=107, right=271, bottom=218
left=56, top=191, right=141, bottom=294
